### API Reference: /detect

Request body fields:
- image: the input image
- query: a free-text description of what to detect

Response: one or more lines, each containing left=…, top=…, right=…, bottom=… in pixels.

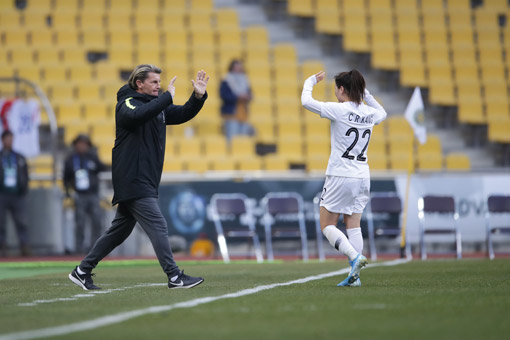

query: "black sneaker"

left=68, top=266, right=101, bottom=290
left=168, top=270, right=204, bottom=289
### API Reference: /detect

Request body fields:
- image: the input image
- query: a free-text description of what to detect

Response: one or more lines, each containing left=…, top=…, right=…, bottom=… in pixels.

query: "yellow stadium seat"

left=188, top=11, right=213, bottom=31
left=48, top=83, right=75, bottom=103
left=54, top=30, right=79, bottom=47
left=305, top=138, right=330, bottom=158
left=3, top=31, right=27, bottom=48
left=417, top=153, right=443, bottom=171
left=109, top=0, right=135, bottom=12
left=69, top=66, right=93, bottom=82
left=315, top=9, right=342, bottom=34
left=81, top=30, right=107, bottom=50
left=277, top=136, right=304, bottom=160
left=8, top=48, right=35, bottom=66
left=160, top=11, right=186, bottom=31
left=216, top=8, right=239, bottom=30
left=488, top=120, right=510, bottom=143
left=447, top=0, right=471, bottom=10
left=203, top=136, right=228, bottom=159
left=273, top=44, right=297, bottom=66
left=51, top=10, right=78, bottom=29
left=84, top=103, right=110, bottom=123
left=58, top=102, right=83, bottom=125
left=368, top=154, right=388, bottom=171
left=288, top=0, right=315, bottom=17
left=458, top=98, right=486, bottom=124
left=29, top=30, right=54, bottom=48
left=135, top=46, right=162, bottom=65
left=244, top=26, right=269, bottom=48
left=161, top=0, right=187, bottom=11
left=230, top=136, right=256, bottom=156
left=106, top=11, right=132, bottom=30
left=27, top=0, right=52, bottom=11
left=78, top=11, right=105, bottom=29
left=263, top=155, right=288, bottom=171
left=16, top=65, right=42, bottom=83
left=417, top=135, right=442, bottom=155
left=445, top=153, right=471, bottom=171
left=189, top=0, right=213, bottom=11
left=54, top=0, right=79, bottom=10
left=0, top=9, right=21, bottom=27
left=306, top=154, right=328, bottom=172
left=485, top=97, right=510, bottom=122
left=23, top=10, right=50, bottom=30
left=34, top=47, right=60, bottom=65
left=237, top=157, right=263, bottom=171
left=43, top=65, right=69, bottom=84
left=163, top=159, right=184, bottom=172
left=211, top=157, right=236, bottom=171
left=389, top=153, right=413, bottom=171
left=185, top=158, right=209, bottom=173
left=107, top=30, right=135, bottom=48
left=108, top=47, right=135, bottom=68
left=82, top=0, right=107, bottom=11
left=429, top=80, right=456, bottom=106
left=343, top=24, right=370, bottom=53
left=76, top=84, right=101, bottom=102
left=133, top=11, right=159, bottom=31
left=177, top=137, right=203, bottom=159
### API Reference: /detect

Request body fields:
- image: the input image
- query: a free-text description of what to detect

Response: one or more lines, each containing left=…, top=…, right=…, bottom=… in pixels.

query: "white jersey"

left=302, top=75, right=387, bottom=178
left=0, top=98, right=41, bottom=157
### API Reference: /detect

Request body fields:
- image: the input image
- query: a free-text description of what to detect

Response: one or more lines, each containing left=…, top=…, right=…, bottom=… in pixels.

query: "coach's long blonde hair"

left=128, top=64, right=162, bottom=90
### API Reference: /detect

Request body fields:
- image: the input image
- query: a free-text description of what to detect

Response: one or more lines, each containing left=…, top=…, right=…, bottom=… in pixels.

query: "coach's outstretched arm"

left=301, top=71, right=325, bottom=115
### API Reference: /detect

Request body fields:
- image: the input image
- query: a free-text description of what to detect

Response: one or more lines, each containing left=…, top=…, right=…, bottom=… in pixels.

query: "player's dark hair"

left=128, top=64, right=162, bottom=90
left=334, top=69, right=365, bottom=104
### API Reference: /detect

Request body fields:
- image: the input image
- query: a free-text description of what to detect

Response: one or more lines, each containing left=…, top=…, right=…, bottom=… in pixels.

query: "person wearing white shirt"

left=302, top=69, right=387, bottom=287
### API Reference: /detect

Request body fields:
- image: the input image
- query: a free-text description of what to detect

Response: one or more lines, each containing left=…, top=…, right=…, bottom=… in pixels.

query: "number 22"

left=341, top=128, right=371, bottom=161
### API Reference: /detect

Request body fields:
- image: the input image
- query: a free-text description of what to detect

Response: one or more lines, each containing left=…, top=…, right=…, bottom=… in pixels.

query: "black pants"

left=80, top=197, right=179, bottom=277
left=0, top=193, right=29, bottom=248
left=74, top=192, right=103, bottom=253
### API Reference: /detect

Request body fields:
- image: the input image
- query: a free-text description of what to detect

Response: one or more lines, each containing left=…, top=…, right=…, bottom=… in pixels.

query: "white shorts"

left=320, top=176, right=370, bottom=215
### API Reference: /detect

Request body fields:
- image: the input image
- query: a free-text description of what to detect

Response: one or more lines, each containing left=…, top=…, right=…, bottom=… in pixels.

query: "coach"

left=69, top=64, right=209, bottom=290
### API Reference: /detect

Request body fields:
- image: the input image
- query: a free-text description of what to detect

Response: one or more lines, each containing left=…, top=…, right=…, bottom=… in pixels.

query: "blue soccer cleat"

left=349, top=254, right=368, bottom=279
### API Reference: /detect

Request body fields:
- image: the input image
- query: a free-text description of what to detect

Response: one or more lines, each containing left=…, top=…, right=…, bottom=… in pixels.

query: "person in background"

left=0, top=130, right=30, bottom=257
left=63, top=134, right=106, bottom=254
left=220, top=59, right=254, bottom=142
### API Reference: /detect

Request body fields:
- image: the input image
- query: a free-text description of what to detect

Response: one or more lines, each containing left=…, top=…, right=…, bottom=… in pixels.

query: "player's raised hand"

left=315, top=71, right=326, bottom=83
left=192, top=70, right=210, bottom=99
left=167, top=76, right=177, bottom=98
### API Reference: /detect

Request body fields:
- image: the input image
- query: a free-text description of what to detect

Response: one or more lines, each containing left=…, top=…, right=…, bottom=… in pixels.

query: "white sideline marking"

left=17, top=283, right=167, bottom=307
left=1, top=259, right=409, bottom=340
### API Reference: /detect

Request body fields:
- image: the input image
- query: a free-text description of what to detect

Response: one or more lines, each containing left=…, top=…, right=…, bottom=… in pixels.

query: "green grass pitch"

left=0, top=258, right=509, bottom=340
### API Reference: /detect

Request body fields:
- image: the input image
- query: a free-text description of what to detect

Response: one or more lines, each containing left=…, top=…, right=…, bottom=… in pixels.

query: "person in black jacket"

left=0, top=130, right=30, bottom=257
left=63, top=134, right=106, bottom=254
left=69, top=64, right=209, bottom=290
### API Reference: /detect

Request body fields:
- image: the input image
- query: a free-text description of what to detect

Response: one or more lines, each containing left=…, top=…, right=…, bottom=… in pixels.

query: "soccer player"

left=69, top=65, right=209, bottom=290
left=301, top=70, right=387, bottom=286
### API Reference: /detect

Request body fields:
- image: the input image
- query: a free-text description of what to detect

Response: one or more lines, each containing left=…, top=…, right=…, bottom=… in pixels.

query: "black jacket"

left=0, top=149, right=29, bottom=196
left=63, top=151, right=106, bottom=195
left=112, top=85, right=207, bottom=204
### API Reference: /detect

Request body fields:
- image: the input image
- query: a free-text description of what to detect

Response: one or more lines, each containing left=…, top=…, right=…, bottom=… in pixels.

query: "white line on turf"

left=0, top=258, right=409, bottom=340
left=17, top=283, right=167, bottom=307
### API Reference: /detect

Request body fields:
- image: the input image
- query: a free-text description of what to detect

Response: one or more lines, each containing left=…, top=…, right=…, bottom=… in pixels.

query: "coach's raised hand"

left=192, top=70, right=210, bottom=99
left=167, top=76, right=177, bottom=98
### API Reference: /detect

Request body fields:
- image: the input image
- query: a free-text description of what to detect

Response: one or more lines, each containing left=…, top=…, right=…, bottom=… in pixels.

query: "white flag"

left=404, top=87, right=427, bottom=144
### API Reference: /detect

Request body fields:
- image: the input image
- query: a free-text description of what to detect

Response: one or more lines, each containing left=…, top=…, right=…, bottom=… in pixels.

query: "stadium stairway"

left=215, top=0, right=496, bottom=169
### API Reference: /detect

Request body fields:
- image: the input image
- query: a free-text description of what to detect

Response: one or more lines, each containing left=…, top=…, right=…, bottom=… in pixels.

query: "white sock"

left=347, top=227, right=363, bottom=254
left=77, top=266, right=86, bottom=275
left=322, top=225, right=358, bottom=261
